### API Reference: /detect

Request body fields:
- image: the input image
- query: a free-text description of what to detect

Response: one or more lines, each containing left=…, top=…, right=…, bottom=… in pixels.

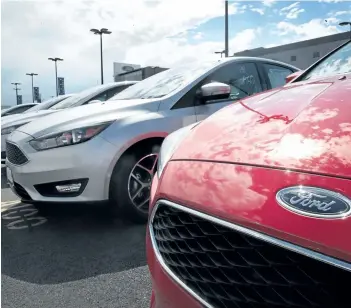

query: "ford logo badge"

left=122, top=65, right=135, bottom=72
left=276, top=186, right=351, bottom=219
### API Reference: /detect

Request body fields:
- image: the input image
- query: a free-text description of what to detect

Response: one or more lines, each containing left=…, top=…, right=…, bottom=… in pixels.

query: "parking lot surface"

left=1, top=171, right=151, bottom=308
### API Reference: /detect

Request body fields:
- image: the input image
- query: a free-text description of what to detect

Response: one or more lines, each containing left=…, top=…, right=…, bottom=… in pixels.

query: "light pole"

left=90, top=28, right=112, bottom=84
left=225, top=0, right=229, bottom=57
left=26, top=73, right=38, bottom=103
left=215, top=50, right=225, bottom=58
left=48, top=57, right=63, bottom=96
left=339, top=21, right=351, bottom=39
left=11, top=82, right=21, bottom=105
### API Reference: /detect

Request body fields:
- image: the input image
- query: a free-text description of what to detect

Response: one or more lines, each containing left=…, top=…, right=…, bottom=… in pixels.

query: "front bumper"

left=6, top=130, right=119, bottom=202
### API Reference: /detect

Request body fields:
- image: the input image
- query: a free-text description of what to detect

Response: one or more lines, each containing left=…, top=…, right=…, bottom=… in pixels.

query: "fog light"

left=56, top=183, right=82, bottom=193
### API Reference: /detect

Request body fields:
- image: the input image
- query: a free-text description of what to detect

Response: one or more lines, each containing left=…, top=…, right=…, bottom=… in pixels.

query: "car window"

left=106, top=85, right=130, bottom=100
left=85, top=86, right=127, bottom=104
left=89, top=90, right=110, bottom=103
left=263, top=63, right=294, bottom=88
left=302, top=41, right=351, bottom=81
left=50, top=84, right=117, bottom=110
left=23, top=95, right=71, bottom=113
left=4, top=105, right=34, bottom=115
left=173, top=62, right=263, bottom=109
left=206, top=62, right=263, bottom=102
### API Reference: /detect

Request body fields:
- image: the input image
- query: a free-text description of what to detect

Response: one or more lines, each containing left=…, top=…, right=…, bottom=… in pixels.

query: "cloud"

left=333, top=10, right=351, bottom=16
left=1, top=0, right=241, bottom=104
left=128, top=28, right=261, bottom=66
left=280, top=1, right=300, bottom=13
left=275, top=18, right=340, bottom=40
left=193, top=32, right=204, bottom=40
left=318, top=0, right=344, bottom=3
left=280, top=2, right=305, bottom=19
left=324, top=17, right=341, bottom=24
left=251, top=8, right=265, bottom=15
left=262, top=0, right=276, bottom=6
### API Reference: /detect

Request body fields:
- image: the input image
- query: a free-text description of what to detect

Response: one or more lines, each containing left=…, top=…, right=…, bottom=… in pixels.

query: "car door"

left=194, top=61, right=264, bottom=121
left=259, top=62, right=295, bottom=89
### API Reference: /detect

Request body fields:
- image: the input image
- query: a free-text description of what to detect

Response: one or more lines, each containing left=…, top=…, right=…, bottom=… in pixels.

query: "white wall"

left=254, top=39, right=349, bottom=69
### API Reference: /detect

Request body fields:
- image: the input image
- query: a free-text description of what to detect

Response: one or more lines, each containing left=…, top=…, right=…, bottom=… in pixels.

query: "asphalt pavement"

left=1, top=169, right=151, bottom=308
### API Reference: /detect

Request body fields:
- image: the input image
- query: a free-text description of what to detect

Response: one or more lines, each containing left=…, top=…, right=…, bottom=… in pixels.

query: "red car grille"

left=151, top=204, right=350, bottom=308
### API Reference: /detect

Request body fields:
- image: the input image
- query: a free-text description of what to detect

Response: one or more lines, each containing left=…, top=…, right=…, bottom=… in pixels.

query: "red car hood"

left=173, top=75, right=351, bottom=179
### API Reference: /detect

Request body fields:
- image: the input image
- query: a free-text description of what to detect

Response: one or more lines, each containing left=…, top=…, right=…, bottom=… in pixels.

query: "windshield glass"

left=23, top=95, right=71, bottom=113
left=1, top=104, right=35, bottom=116
left=110, top=61, right=219, bottom=100
left=302, top=41, right=351, bottom=81
left=50, top=84, right=112, bottom=110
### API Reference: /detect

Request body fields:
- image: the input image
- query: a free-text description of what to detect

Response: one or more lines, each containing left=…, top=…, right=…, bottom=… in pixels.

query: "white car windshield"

left=303, top=41, right=351, bottom=81
left=23, top=95, right=71, bottom=113
left=50, top=84, right=112, bottom=110
left=110, top=61, right=220, bottom=100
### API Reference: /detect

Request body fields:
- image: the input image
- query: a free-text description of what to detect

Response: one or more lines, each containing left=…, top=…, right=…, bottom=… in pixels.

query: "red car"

left=147, top=40, right=351, bottom=308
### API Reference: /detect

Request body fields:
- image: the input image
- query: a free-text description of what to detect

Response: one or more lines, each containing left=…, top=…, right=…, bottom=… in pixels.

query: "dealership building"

left=113, top=62, right=168, bottom=82
left=233, top=32, right=349, bottom=69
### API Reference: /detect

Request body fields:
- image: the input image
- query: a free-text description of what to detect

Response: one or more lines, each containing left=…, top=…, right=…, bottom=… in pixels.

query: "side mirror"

left=87, top=99, right=102, bottom=105
left=285, top=70, right=304, bottom=83
left=199, top=82, right=231, bottom=103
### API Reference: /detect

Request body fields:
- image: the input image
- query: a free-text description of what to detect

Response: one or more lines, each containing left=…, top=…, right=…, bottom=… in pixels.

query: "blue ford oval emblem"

left=276, top=186, right=351, bottom=219
left=122, top=65, right=135, bottom=72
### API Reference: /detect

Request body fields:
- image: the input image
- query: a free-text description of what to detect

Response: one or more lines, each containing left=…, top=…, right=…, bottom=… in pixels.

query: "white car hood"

left=17, top=98, right=159, bottom=138
left=1, top=109, right=58, bottom=128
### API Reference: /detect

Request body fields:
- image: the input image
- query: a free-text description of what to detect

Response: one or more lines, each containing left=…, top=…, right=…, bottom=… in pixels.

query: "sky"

left=1, top=0, right=351, bottom=106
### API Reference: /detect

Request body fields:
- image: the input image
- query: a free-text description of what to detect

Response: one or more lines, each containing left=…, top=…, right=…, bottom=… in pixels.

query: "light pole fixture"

left=11, top=82, right=21, bottom=105
left=48, top=57, right=63, bottom=96
left=26, top=73, right=38, bottom=103
left=90, top=28, right=112, bottom=84
left=339, top=21, right=351, bottom=38
left=215, top=50, right=225, bottom=58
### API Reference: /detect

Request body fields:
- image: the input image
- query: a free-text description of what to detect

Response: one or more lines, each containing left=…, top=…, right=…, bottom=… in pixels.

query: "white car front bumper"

left=6, top=130, right=119, bottom=203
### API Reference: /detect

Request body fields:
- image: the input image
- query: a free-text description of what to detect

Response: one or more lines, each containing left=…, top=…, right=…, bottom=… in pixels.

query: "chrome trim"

left=149, top=200, right=351, bottom=307
left=276, top=185, right=351, bottom=219
left=5, top=140, right=29, bottom=166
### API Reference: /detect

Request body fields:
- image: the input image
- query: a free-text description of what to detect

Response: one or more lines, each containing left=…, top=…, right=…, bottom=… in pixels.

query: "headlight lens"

left=29, top=122, right=112, bottom=151
left=1, top=123, right=29, bottom=135
left=157, top=123, right=199, bottom=178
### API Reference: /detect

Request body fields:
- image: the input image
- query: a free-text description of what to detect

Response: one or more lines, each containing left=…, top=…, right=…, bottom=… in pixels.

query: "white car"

left=1, top=82, right=136, bottom=165
left=5, top=57, right=298, bottom=223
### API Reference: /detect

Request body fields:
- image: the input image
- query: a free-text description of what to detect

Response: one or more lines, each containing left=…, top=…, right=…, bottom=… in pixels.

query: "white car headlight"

left=29, top=121, right=113, bottom=151
left=157, top=123, right=199, bottom=178
left=1, top=123, right=30, bottom=135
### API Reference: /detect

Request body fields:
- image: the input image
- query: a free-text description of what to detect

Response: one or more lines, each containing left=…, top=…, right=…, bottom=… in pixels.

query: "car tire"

left=109, top=143, right=161, bottom=224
